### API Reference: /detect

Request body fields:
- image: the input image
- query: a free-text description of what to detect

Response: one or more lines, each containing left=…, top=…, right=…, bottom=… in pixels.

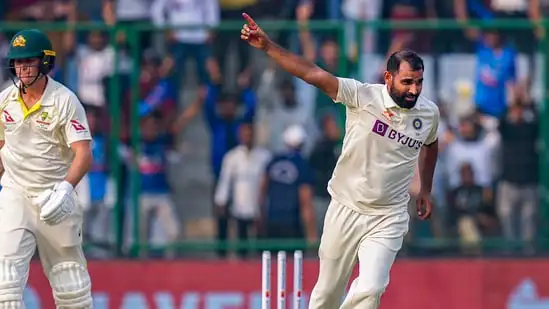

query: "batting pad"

left=0, top=259, right=24, bottom=305
left=49, top=262, right=92, bottom=308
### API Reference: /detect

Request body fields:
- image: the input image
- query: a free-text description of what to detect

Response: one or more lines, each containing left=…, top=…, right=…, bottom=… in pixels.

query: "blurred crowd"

left=0, top=0, right=546, bottom=258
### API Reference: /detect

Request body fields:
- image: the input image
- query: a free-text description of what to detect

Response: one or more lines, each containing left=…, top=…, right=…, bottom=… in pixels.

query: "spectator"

left=102, top=0, right=153, bottom=53
left=469, top=29, right=517, bottom=119
left=79, top=0, right=104, bottom=21
left=383, top=0, right=437, bottom=56
left=74, top=31, right=115, bottom=108
left=75, top=106, right=116, bottom=256
left=309, top=114, right=340, bottom=234
left=341, top=0, right=383, bottom=55
left=102, top=0, right=152, bottom=26
left=295, top=0, right=330, bottom=30
left=265, top=79, right=317, bottom=155
left=137, top=50, right=177, bottom=128
left=259, top=125, right=317, bottom=246
left=299, top=32, right=357, bottom=127
left=201, top=59, right=256, bottom=257
left=214, top=0, right=257, bottom=79
left=446, top=116, right=494, bottom=191
left=5, top=0, right=77, bottom=68
left=454, top=0, right=541, bottom=79
left=122, top=111, right=181, bottom=258
left=214, top=122, right=272, bottom=258
left=449, top=163, right=496, bottom=254
left=203, top=60, right=257, bottom=180
left=497, top=82, right=539, bottom=250
left=151, top=0, right=218, bottom=93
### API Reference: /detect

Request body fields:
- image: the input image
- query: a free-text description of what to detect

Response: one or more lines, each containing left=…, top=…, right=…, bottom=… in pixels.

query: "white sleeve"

left=424, top=106, right=440, bottom=145
left=205, top=0, right=220, bottom=27
left=151, top=0, right=168, bottom=26
left=62, top=95, right=92, bottom=146
left=214, top=153, right=235, bottom=206
left=333, top=77, right=363, bottom=109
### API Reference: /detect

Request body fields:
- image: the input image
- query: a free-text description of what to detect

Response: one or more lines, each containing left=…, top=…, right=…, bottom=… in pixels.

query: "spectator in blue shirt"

left=203, top=74, right=257, bottom=180
left=199, top=60, right=256, bottom=257
left=472, top=29, right=517, bottom=118
left=259, top=125, right=317, bottom=247
left=122, top=111, right=181, bottom=258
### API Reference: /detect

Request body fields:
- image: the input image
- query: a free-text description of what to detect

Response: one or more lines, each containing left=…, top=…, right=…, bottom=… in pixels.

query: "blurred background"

left=6, top=0, right=549, bottom=308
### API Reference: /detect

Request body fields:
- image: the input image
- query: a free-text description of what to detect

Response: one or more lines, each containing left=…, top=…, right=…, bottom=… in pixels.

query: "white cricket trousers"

left=309, top=200, right=409, bottom=309
left=0, top=187, right=91, bottom=309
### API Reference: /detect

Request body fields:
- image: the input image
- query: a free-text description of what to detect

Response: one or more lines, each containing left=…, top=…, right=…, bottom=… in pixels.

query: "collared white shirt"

left=214, top=145, right=272, bottom=219
left=0, top=79, right=92, bottom=193
left=446, top=138, right=494, bottom=189
left=491, top=0, right=527, bottom=12
left=151, top=0, right=219, bottom=44
left=76, top=45, right=115, bottom=107
left=328, top=78, right=440, bottom=214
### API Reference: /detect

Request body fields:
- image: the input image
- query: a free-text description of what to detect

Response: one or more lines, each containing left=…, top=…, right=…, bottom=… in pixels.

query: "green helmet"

left=7, top=29, right=56, bottom=76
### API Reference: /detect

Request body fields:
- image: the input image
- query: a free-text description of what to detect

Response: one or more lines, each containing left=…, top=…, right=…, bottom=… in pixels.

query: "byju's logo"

left=372, top=120, right=389, bottom=136
left=372, top=120, right=423, bottom=150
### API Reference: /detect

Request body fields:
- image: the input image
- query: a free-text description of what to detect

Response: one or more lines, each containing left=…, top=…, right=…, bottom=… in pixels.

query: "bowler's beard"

left=388, top=84, right=418, bottom=109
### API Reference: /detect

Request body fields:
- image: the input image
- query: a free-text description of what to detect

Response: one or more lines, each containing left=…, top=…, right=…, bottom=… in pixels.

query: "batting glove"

left=39, top=181, right=76, bottom=225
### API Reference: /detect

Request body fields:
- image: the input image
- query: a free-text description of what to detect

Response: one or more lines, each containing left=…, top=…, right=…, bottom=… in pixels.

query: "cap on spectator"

left=283, top=125, right=307, bottom=148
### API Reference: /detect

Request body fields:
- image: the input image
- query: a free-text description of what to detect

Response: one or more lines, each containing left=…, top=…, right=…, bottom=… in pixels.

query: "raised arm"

left=240, top=13, right=339, bottom=100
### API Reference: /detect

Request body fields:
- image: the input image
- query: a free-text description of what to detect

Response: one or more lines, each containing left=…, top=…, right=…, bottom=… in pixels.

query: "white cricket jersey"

left=0, top=78, right=92, bottom=193
left=328, top=78, right=440, bottom=214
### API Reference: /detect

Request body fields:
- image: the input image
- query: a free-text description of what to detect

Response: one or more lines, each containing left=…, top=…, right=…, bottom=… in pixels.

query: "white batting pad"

left=0, top=301, right=23, bottom=309
left=0, top=260, right=24, bottom=306
left=49, top=262, right=92, bottom=309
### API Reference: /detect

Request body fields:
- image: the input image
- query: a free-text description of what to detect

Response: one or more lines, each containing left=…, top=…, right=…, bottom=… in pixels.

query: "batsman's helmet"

left=6, top=29, right=56, bottom=77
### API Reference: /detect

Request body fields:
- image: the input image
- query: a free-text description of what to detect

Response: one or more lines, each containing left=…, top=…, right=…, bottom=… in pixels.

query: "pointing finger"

left=242, top=13, right=258, bottom=30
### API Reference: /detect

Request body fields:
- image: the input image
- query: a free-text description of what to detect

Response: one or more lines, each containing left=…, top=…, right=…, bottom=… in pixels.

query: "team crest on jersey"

left=35, top=111, right=52, bottom=129
left=40, top=112, right=49, bottom=121
left=12, top=35, right=26, bottom=47
left=412, top=118, right=422, bottom=130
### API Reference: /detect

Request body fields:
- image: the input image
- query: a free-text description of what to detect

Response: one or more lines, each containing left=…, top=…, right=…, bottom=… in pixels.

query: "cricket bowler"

left=0, top=29, right=93, bottom=308
left=240, top=14, right=439, bottom=309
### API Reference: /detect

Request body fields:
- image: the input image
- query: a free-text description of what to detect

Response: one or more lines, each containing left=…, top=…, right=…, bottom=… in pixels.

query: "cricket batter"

left=241, top=14, right=439, bottom=309
left=0, top=29, right=93, bottom=308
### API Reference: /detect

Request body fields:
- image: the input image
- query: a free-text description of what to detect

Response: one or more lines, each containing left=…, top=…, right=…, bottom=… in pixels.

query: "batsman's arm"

left=66, top=141, right=93, bottom=187
left=63, top=96, right=94, bottom=187
left=263, top=42, right=339, bottom=101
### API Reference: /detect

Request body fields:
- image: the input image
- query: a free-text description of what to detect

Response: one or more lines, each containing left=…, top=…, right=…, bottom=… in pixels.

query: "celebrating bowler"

left=241, top=14, right=439, bottom=309
left=0, top=29, right=93, bottom=308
